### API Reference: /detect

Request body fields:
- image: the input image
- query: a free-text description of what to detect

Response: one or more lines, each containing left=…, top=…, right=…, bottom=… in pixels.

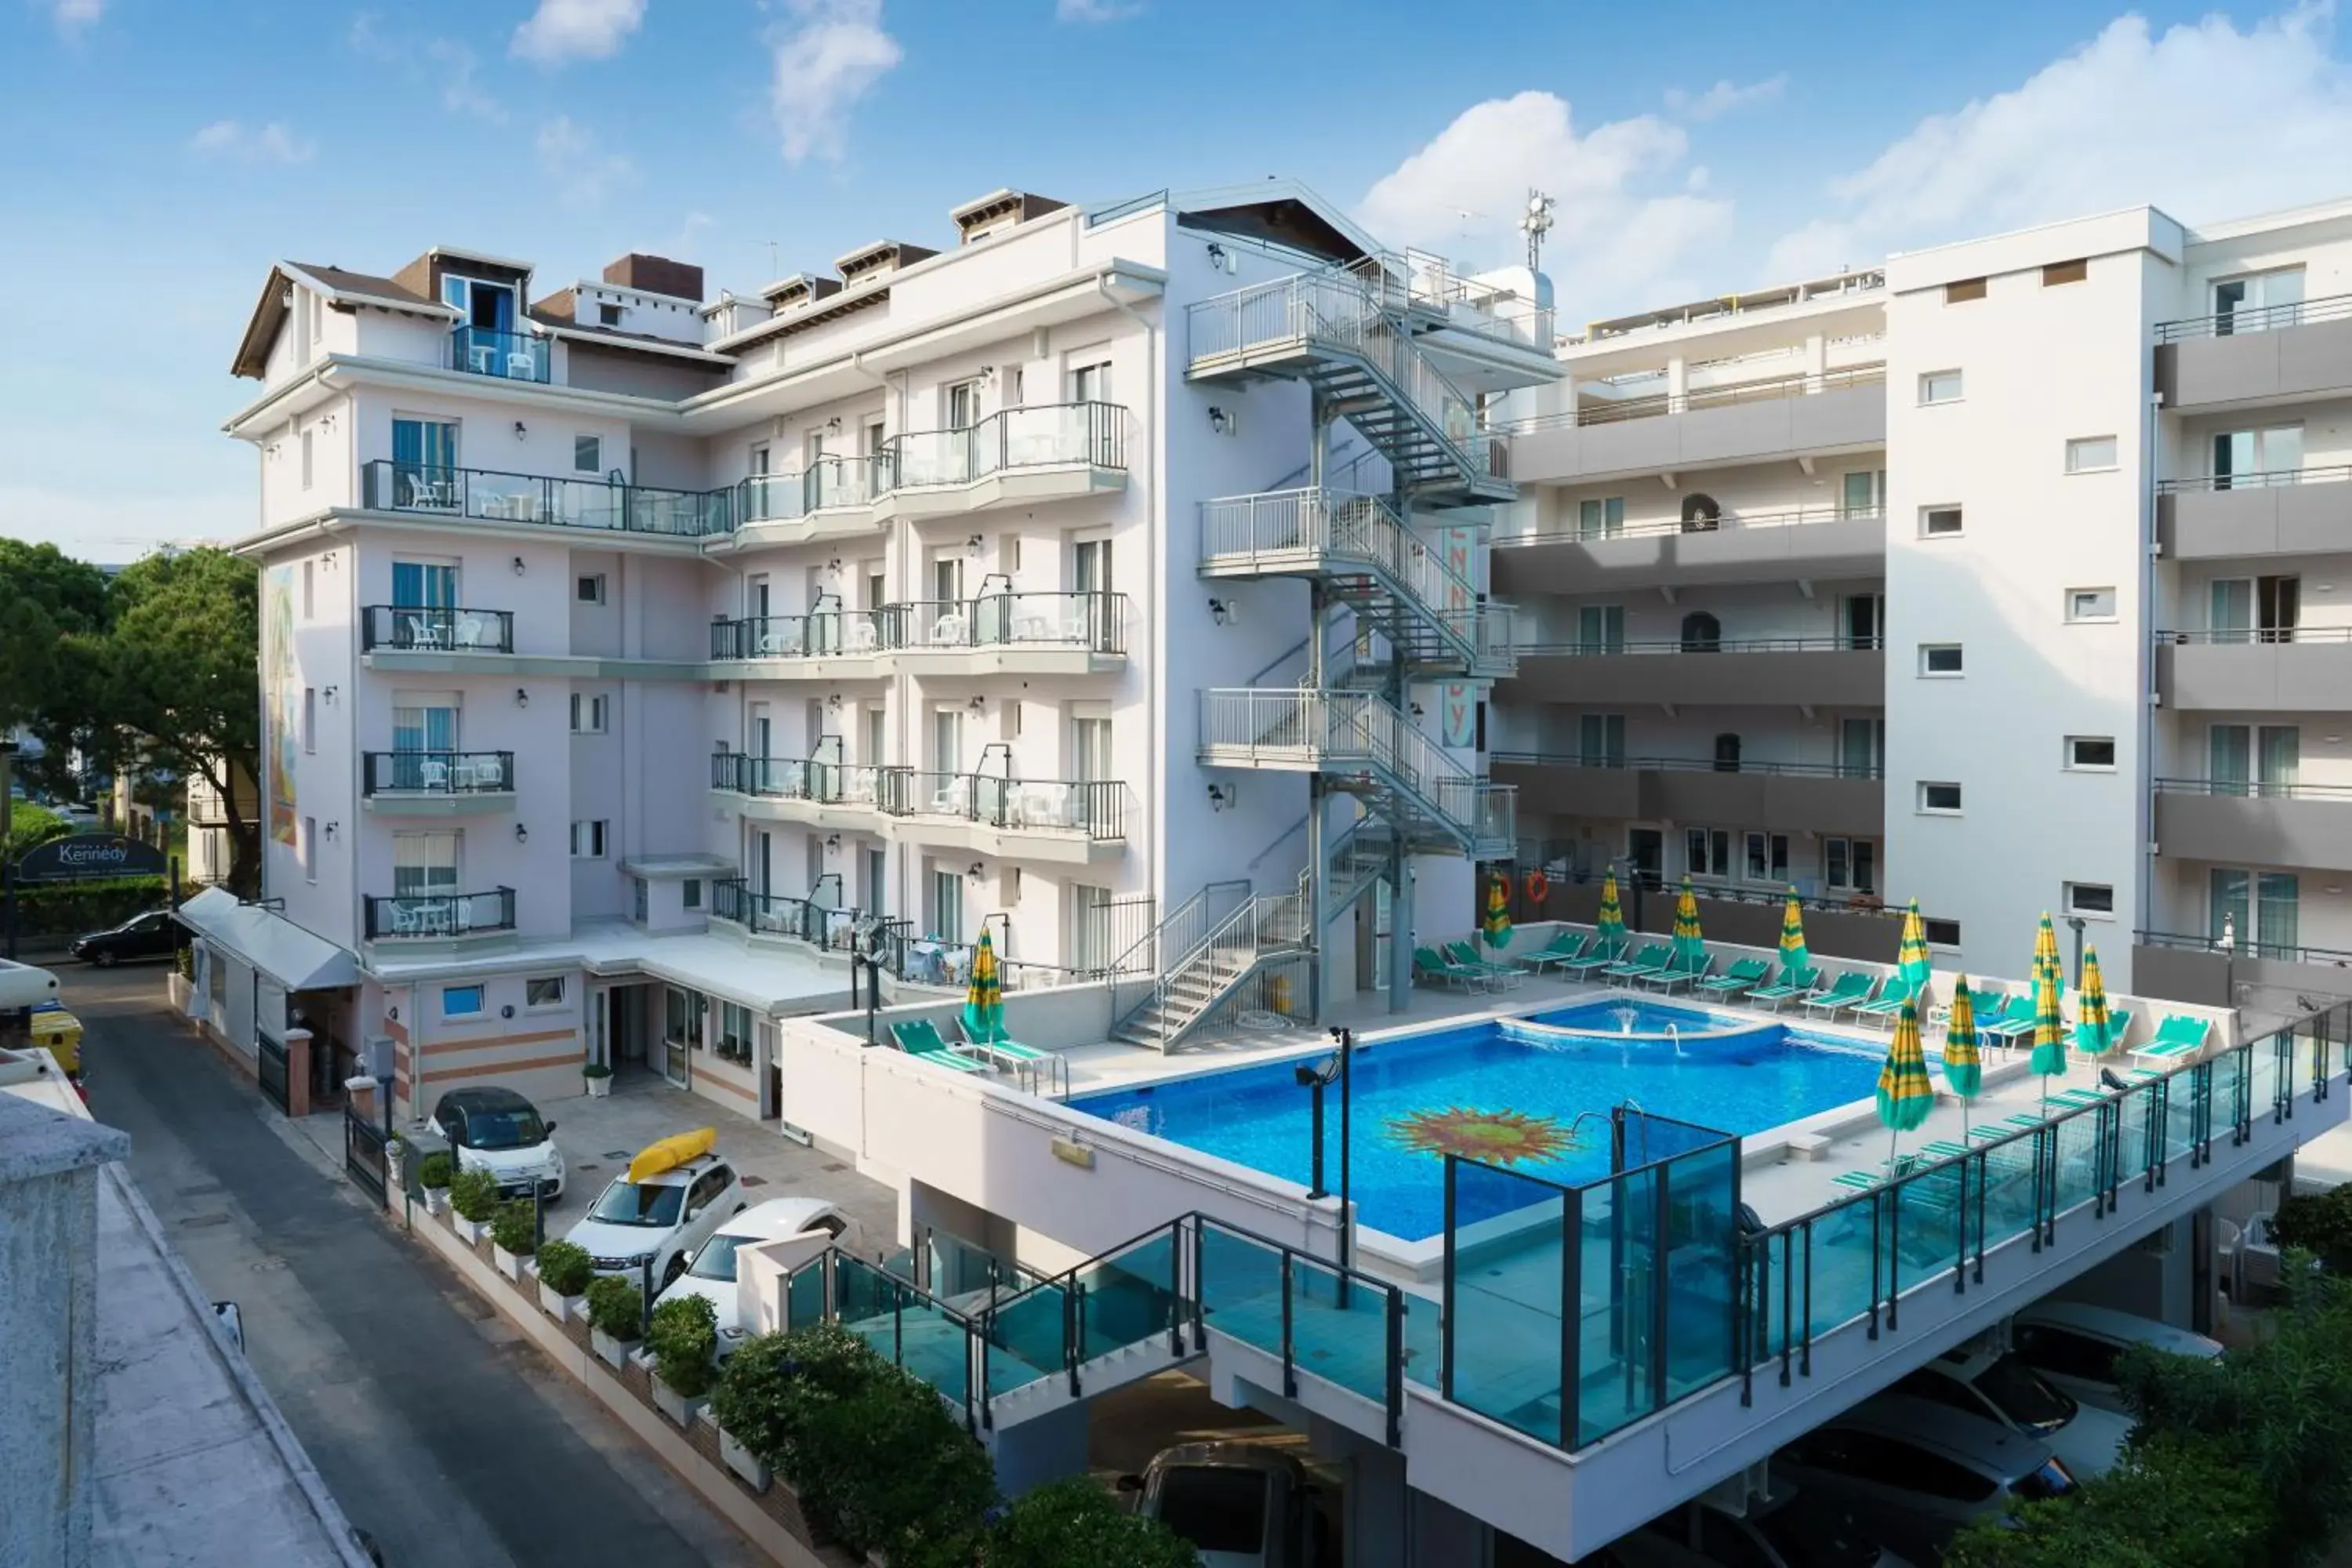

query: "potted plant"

left=447, top=1166, right=500, bottom=1245
left=490, top=1198, right=538, bottom=1281
left=583, top=1060, right=614, bottom=1100
left=586, top=1275, right=642, bottom=1370
left=417, top=1152, right=455, bottom=1216
left=383, top=1133, right=408, bottom=1192
left=645, top=1294, right=720, bottom=1427
left=535, top=1240, right=594, bottom=1322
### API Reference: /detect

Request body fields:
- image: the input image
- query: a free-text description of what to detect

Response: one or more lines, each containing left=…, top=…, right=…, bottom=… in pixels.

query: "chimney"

left=601, top=252, right=704, bottom=302
left=835, top=240, right=938, bottom=285
left=950, top=189, right=1067, bottom=246
left=760, top=272, right=844, bottom=311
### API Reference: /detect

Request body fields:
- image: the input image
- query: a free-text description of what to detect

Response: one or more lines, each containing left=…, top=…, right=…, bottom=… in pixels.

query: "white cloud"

left=768, top=0, right=902, bottom=164
left=535, top=115, right=635, bottom=206
left=1358, top=91, right=1733, bottom=317
left=49, top=0, right=102, bottom=34
left=512, top=0, right=645, bottom=65
left=430, top=40, right=506, bottom=122
left=670, top=210, right=714, bottom=258
left=1768, top=5, right=2352, bottom=278
left=1664, top=74, right=1786, bottom=121
left=1055, top=0, right=1141, bottom=20
left=189, top=120, right=316, bottom=165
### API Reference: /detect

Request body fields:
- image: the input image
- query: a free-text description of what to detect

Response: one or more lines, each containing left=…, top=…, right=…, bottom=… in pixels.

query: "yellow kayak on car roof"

left=626, top=1127, right=716, bottom=1184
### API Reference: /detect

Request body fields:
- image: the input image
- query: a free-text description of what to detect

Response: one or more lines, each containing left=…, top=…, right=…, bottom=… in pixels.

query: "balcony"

left=2158, top=466, right=2352, bottom=559
left=362, top=887, right=516, bottom=944
left=1505, top=636, right=1884, bottom=710
left=358, top=461, right=721, bottom=540
left=2154, top=776, right=2352, bottom=873
left=360, top=605, right=515, bottom=656
left=708, top=612, right=893, bottom=679
left=886, top=401, right=1127, bottom=518
left=1495, top=505, right=1885, bottom=595
left=710, top=879, right=867, bottom=949
left=2134, top=929, right=2352, bottom=1008
left=2155, top=627, right=2352, bottom=710
left=887, top=591, right=1128, bottom=677
left=1504, top=367, right=1886, bottom=485
left=450, top=325, right=550, bottom=384
left=360, top=751, right=516, bottom=816
left=2156, top=293, right=2352, bottom=411
left=881, top=771, right=1128, bottom=866
left=709, top=753, right=887, bottom=829
left=731, top=456, right=895, bottom=546
left=1492, top=752, right=1884, bottom=837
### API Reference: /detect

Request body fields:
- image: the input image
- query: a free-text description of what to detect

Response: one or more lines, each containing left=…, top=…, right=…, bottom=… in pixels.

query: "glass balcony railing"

left=361, top=750, right=515, bottom=796
left=450, top=325, right=550, bottom=383
left=709, top=611, right=897, bottom=661
left=888, top=401, right=1126, bottom=489
left=895, top=591, right=1127, bottom=655
left=360, top=605, right=514, bottom=654
left=358, top=461, right=719, bottom=538
left=363, top=887, right=516, bottom=941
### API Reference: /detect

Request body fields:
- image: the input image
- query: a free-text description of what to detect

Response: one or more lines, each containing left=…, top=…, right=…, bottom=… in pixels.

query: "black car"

left=71, top=909, right=183, bottom=967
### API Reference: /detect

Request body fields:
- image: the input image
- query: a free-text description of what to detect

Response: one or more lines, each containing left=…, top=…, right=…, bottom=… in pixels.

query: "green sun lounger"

left=1519, top=931, right=1594, bottom=975
left=1446, top=941, right=1526, bottom=990
left=891, top=1019, right=988, bottom=1073
left=1641, top=951, right=1712, bottom=994
left=2077, top=1008, right=2134, bottom=1052
left=1602, top=942, right=1671, bottom=985
left=1558, top=934, right=1629, bottom=978
left=1800, top=971, right=1874, bottom=1021
left=1414, top=946, right=1489, bottom=992
left=1980, top=996, right=2043, bottom=1045
left=1850, top=975, right=1916, bottom=1025
left=1748, top=965, right=1820, bottom=1011
left=1695, top=957, right=1770, bottom=1000
left=2131, top=1014, right=2212, bottom=1064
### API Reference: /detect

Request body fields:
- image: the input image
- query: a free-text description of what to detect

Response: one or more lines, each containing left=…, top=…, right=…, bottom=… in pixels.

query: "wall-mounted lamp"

left=513, top=420, right=527, bottom=440
left=966, top=534, right=984, bottom=555
left=322, top=822, right=339, bottom=840
left=321, top=686, right=338, bottom=704
left=826, top=415, right=843, bottom=433
left=1206, top=242, right=1229, bottom=270
left=826, top=557, right=843, bottom=575
left=1208, top=597, right=1236, bottom=626
left=514, top=823, right=528, bottom=843
left=978, top=365, right=997, bottom=384
left=387, top=1005, right=399, bottom=1022
left=514, top=688, right=529, bottom=707
left=1409, top=702, right=1425, bottom=718
left=825, top=834, right=841, bottom=851
left=1207, top=406, right=1232, bottom=435
left=511, top=555, right=526, bottom=575
left=967, top=695, right=985, bottom=712
left=825, top=691, right=842, bottom=710
left=1207, top=782, right=1236, bottom=812
left=967, top=862, right=985, bottom=881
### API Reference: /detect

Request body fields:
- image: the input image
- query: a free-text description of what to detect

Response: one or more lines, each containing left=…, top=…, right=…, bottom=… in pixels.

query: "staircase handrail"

left=1106, top=879, right=1248, bottom=1025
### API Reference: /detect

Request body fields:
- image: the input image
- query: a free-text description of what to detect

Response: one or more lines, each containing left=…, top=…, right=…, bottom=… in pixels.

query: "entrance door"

left=1627, top=828, right=1664, bottom=888
left=662, top=985, right=696, bottom=1087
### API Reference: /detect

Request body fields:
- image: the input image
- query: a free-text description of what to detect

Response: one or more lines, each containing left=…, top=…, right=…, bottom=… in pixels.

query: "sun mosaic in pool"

left=1384, top=1105, right=1582, bottom=1167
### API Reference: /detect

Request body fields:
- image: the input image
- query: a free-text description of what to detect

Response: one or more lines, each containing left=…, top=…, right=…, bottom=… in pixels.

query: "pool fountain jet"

left=1666, top=1022, right=1684, bottom=1058
left=1610, top=1004, right=1641, bottom=1035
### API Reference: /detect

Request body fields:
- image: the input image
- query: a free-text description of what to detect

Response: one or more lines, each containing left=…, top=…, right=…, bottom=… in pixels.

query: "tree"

left=0, top=539, right=111, bottom=800
left=2, top=803, right=70, bottom=865
left=1944, top=1440, right=2270, bottom=1568
left=982, top=1477, right=1204, bottom=1568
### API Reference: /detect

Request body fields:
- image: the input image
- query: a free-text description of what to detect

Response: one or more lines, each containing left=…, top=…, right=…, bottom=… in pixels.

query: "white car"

left=430, top=1087, right=566, bottom=1201
left=2009, top=1301, right=2225, bottom=1415
left=653, top=1196, right=849, bottom=1351
left=564, top=1147, right=750, bottom=1290
left=1889, top=1341, right=2131, bottom=1478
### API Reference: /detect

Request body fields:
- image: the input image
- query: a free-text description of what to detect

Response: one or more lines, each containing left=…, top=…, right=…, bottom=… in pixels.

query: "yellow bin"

left=31, top=1007, right=82, bottom=1078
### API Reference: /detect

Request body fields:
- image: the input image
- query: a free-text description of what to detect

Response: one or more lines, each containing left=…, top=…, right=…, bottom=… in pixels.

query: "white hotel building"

left=198, top=183, right=2352, bottom=1563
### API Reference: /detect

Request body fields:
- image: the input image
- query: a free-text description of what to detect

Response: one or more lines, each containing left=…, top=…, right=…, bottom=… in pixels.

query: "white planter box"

left=591, top=1327, right=637, bottom=1369
left=423, top=1187, right=448, bottom=1216
left=539, top=1281, right=586, bottom=1322
left=651, top=1371, right=709, bottom=1428
left=493, top=1245, right=526, bottom=1281
left=717, top=1426, right=771, bottom=1492
left=584, top=1074, right=613, bottom=1099
left=452, top=1213, right=486, bottom=1245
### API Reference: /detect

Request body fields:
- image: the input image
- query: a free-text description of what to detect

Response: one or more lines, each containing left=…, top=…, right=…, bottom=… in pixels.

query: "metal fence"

left=256, top=1029, right=289, bottom=1114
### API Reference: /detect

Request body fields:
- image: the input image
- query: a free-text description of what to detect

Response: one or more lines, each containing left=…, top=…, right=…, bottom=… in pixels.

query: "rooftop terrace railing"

left=450, top=325, right=549, bottom=383
left=2158, top=463, right=2352, bottom=494
left=2156, top=291, right=2352, bottom=342
left=1498, top=503, right=1884, bottom=546
left=2158, top=626, right=2352, bottom=645
left=1490, top=750, right=1885, bottom=780
left=2154, top=775, right=2352, bottom=802
left=2136, top=927, right=2352, bottom=968
left=1500, top=365, right=1886, bottom=434
left=1515, top=635, right=1884, bottom=657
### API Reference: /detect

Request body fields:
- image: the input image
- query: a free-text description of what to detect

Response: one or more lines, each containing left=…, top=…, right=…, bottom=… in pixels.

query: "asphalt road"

left=74, top=964, right=759, bottom=1568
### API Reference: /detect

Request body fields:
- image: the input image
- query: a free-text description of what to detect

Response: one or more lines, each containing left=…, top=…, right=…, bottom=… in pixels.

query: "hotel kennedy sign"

left=15, top=833, right=170, bottom=884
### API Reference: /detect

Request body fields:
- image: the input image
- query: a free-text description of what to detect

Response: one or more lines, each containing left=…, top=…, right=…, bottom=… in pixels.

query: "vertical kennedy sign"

left=15, top=833, right=171, bottom=884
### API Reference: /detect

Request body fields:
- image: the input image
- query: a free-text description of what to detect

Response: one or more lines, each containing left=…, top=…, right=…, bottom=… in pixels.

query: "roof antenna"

left=1521, top=190, right=1557, bottom=274
left=765, top=239, right=779, bottom=278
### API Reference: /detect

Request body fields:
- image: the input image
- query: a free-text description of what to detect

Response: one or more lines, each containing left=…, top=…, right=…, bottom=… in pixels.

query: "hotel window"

left=525, top=976, right=566, bottom=1007
left=945, top=378, right=983, bottom=430
left=1919, top=369, right=1963, bottom=405
left=1577, top=604, right=1625, bottom=653
left=577, top=573, right=605, bottom=604
left=2063, top=882, right=2115, bottom=919
left=303, top=817, right=318, bottom=883
left=303, top=687, right=317, bottom=752
left=1578, top=713, right=1625, bottom=768
left=442, top=985, right=485, bottom=1018
left=570, top=820, right=608, bottom=858
left=1577, top=495, right=1626, bottom=539
left=574, top=435, right=602, bottom=474
left=1073, top=537, right=1113, bottom=595
left=1685, top=827, right=1730, bottom=879
left=2065, top=736, right=2118, bottom=771
left=2066, top=586, right=2118, bottom=623
left=571, top=693, right=608, bottom=735
left=1921, top=506, right=1963, bottom=539
left=2212, top=425, right=2303, bottom=488
left=1070, top=359, right=1112, bottom=405
left=598, top=302, right=622, bottom=327
left=300, top=430, right=314, bottom=490
left=931, top=869, right=964, bottom=944
left=1839, top=717, right=1886, bottom=780
left=391, top=831, right=459, bottom=899
left=2212, top=267, right=2305, bottom=334
left=2065, top=436, right=2118, bottom=474
left=749, top=442, right=770, bottom=477
left=2042, top=259, right=2089, bottom=286
left=1919, top=644, right=1964, bottom=677
left=1918, top=781, right=1964, bottom=814
left=303, top=559, right=316, bottom=618
left=1944, top=278, right=1987, bottom=304
left=2212, top=868, right=2299, bottom=955
left=1824, top=837, right=1877, bottom=894
left=1840, top=470, right=1886, bottom=519
left=1924, top=917, right=1962, bottom=947
left=390, top=417, right=459, bottom=499
left=683, top=879, right=702, bottom=909
left=716, top=1001, right=753, bottom=1062
left=1744, top=831, right=1790, bottom=884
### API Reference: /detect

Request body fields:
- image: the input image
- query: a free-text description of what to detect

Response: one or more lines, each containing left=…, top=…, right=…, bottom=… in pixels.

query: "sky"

left=5, top=0, right=2352, bottom=558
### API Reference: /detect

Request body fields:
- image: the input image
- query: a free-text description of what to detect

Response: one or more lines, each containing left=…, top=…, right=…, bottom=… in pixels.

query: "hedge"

left=8, top=877, right=171, bottom=938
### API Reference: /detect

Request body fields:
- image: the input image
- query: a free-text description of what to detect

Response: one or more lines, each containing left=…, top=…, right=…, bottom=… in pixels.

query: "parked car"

left=1622, top=1486, right=1912, bottom=1568
left=430, top=1087, right=565, bottom=1201
left=2009, top=1301, right=2225, bottom=1415
left=1769, top=1396, right=2075, bottom=1564
left=652, top=1196, right=848, bottom=1352
left=70, top=909, right=182, bottom=967
left=1122, top=1443, right=1329, bottom=1568
left=1889, top=1340, right=2131, bottom=1478
left=564, top=1131, right=749, bottom=1289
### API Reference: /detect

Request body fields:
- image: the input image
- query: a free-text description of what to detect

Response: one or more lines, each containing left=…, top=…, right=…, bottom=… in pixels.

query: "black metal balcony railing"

left=710, top=611, right=898, bottom=662
left=2158, top=463, right=2352, bottom=494
left=2157, top=626, right=2352, bottom=646
left=2154, top=775, right=2352, bottom=802
left=2155, top=291, right=2352, bottom=343
left=1518, top=635, right=1885, bottom=656
left=364, top=887, right=516, bottom=940
left=1504, top=503, right=1884, bottom=546
left=1500, top=365, right=1887, bottom=434
left=362, top=751, right=517, bottom=796
left=451, top=325, right=550, bottom=383
left=359, top=461, right=723, bottom=539
left=1491, top=750, right=1886, bottom=780
left=361, top=605, right=515, bottom=654
left=2137, top=927, right=2352, bottom=967
left=882, top=770, right=1127, bottom=840
left=709, top=752, right=887, bottom=808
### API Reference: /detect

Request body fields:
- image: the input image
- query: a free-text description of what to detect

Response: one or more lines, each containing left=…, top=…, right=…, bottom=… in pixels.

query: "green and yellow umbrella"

left=1778, top=887, right=1810, bottom=985
left=1896, top=897, right=1934, bottom=1002
left=1596, top=871, right=1626, bottom=942
left=1876, top=999, right=1936, bottom=1168
left=2076, top=947, right=2114, bottom=1058
left=962, top=929, right=1004, bottom=1044
left=1671, top=877, right=1705, bottom=971
left=2028, top=915, right=2069, bottom=1109
left=1943, top=975, right=1983, bottom=1135
left=1483, top=873, right=1513, bottom=952
left=2032, top=910, right=2063, bottom=993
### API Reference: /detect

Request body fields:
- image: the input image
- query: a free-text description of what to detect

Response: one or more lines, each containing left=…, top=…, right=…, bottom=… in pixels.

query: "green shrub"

left=535, top=1240, right=593, bottom=1297
left=585, top=1274, right=641, bottom=1340
left=982, top=1476, right=1202, bottom=1568
left=12, top=876, right=169, bottom=938
left=490, top=1199, right=539, bottom=1256
left=1944, top=1439, right=2270, bottom=1568
left=647, top=1294, right=720, bottom=1398
left=583, top=1062, right=613, bottom=1080
left=417, top=1152, right=454, bottom=1190
left=2273, top=1184, right=2352, bottom=1274
left=447, top=1165, right=501, bottom=1222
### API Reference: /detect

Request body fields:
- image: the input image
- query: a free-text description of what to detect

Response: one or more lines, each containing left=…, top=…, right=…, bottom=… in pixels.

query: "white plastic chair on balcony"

left=405, top=615, right=445, bottom=650
left=844, top=619, right=880, bottom=653
left=931, top=775, right=970, bottom=815
left=416, top=759, right=450, bottom=792
left=466, top=342, right=499, bottom=376
left=466, top=757, right=503, bottom=790
left=505, top=345, right=539, bottom=378
left=930, top=612, right=968, bottom=646
left=402, top=474, right=455, bottom=510
left=757, top=626, right=800, bottom=657
left=389, top=902, right=423, bottom=936
left=452, top=613, right=489, bottom=649
left=1022, top=782, right=1071, bottom=828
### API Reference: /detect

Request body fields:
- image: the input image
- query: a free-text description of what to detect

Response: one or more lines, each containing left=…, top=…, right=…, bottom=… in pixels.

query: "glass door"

left=2209, top=579, right=2253, bottom=644
left=1626, top=828, right=1663, bottom=887
left=1839, top=717, right=1886, bottom=779
left=1840, top=593, right=1884, bottom=650
left=2209, top=724, right=2251, bottom=795
left=864, top=845, right=888, bottom=916
left=1577, top=497, right=1624, bottom=539
left=2259, top=725, right=2301, bottom=796
left=1578, top=713, right=1625, bottom=768
left=1839, top=470, right=1886, bottom=518
left=391, top=561, right=457, bottom=609
left=2259, top=575, right=2300, bottom=642
left=1577, top=604, right=1624, bottom=652
left=931, top=869, right=964, bottom=944
left=2258, top=873, right=2300, bottom=956
left=662, top=986, right=696, bottom=1087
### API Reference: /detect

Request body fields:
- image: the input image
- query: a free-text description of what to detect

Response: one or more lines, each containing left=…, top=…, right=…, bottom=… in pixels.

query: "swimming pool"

left=1071, top=999, right=1922, bottom=1243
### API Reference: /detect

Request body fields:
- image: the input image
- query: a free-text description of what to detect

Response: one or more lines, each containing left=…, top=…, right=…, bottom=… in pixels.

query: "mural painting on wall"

left=264, top=564, right=299, bottom=845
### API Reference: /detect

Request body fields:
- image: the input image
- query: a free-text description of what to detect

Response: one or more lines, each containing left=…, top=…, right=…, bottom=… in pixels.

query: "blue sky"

left=6, top=0, right=2351, bottom=557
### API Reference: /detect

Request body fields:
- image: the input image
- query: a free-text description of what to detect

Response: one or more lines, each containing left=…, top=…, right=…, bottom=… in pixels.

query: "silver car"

left=1889, top=1341, right=2132, bottom=1478
left=1770, top=1395, right=2075, bottom=1564
left=2009, top=1301, right=2224, bottom=1416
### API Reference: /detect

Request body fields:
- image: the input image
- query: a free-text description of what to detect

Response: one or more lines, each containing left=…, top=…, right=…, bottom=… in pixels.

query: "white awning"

left=173, top=889, right=358, bottom=993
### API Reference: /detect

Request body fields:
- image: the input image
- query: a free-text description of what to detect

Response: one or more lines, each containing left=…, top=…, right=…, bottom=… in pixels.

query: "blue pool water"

left=1072, top=999, right=1920, bottom=1242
